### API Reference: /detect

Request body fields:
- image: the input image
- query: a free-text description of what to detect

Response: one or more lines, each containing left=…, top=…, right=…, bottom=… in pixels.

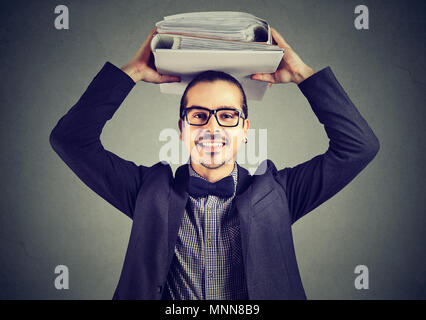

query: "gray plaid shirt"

left=164, top=163, right=248, bottom=300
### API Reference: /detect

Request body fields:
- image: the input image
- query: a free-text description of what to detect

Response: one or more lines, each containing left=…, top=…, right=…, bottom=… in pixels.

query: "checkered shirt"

left=163, top=163, right=248, bottom=300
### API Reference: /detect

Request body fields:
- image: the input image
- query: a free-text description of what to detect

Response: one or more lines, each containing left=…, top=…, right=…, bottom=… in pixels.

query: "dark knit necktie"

left=188, top=175, right=234, bottom=198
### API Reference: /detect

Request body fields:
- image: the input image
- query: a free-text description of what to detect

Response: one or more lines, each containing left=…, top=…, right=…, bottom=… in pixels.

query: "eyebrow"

left=187, top=105, right=242, bottom=111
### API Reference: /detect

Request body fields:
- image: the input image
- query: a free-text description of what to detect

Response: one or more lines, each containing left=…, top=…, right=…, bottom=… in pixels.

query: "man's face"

left=179, top=80, right=250, bottom=169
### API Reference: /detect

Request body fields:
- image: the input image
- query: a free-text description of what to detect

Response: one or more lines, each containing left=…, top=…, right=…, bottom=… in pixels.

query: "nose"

left=204, top=113, right=221, bottom=132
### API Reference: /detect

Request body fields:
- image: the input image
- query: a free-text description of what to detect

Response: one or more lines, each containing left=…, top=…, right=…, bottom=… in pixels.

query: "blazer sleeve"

left=274, top=67, right=380, bottom=224
left=49, top=61, right=147, bottom=220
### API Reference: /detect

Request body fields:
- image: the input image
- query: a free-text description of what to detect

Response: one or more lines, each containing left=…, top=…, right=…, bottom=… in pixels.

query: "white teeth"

left=200, top=142, right=224, bottom=147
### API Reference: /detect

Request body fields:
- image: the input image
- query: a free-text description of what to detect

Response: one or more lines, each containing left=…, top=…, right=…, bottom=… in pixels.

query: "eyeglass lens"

left=186, top=108, right=242, bottom=126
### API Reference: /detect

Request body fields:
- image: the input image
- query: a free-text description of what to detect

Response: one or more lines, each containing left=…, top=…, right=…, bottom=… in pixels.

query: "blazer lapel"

left=236, top=163, right=252, bottom=196
left=234, top=164, right=253, bottom=269
left=166, top=164, right=190, bottom=270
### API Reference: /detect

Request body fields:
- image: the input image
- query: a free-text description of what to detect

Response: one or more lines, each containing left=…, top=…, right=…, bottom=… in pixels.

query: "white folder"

left=150, top=33, right=284, bottom=101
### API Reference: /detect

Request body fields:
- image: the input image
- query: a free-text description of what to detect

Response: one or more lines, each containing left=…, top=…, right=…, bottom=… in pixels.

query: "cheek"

left=225, top=129, right=244, bottom=149
left=182, top=127, right=202, bottom=150
left=181, top=126, right=192, bottom=148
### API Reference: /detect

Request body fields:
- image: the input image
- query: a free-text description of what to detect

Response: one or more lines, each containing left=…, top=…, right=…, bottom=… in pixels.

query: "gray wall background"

left=0, top=0, right=425, bottom=299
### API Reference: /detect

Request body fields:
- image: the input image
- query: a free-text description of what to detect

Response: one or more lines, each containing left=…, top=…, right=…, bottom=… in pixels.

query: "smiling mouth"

left=196, top=140, right=227, bottom=152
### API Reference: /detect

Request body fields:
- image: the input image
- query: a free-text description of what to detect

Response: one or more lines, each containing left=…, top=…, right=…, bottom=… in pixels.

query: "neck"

left=189, top=159, right=235, bottom=183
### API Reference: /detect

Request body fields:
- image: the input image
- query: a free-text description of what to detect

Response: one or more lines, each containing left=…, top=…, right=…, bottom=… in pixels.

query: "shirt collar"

left=188, top=162, right=238, bottom=196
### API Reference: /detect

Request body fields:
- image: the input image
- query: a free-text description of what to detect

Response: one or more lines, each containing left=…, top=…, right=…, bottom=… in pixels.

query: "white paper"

left=152, top=48, right=283, bottom=101
left=150, top=12, right=284, bottom=101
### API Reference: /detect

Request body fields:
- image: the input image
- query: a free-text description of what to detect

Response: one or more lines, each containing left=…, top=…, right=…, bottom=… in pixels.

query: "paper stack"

left=150, top=11, right=284, bottom=101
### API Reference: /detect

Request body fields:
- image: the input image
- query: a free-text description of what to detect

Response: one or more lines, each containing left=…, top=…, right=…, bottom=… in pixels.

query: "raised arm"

left=252, top=28, right=380, bottom=224
left=49, top=28, right=180, bottom=219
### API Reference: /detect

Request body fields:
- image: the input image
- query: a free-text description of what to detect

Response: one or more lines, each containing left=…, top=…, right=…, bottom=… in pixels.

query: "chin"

left=201, top=162, right=226, bottom=169
left=202, top=153, right=235, bottom=168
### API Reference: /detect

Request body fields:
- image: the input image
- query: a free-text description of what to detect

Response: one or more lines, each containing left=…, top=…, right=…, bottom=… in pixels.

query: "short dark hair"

left=179, top=70, right=248, bottom=120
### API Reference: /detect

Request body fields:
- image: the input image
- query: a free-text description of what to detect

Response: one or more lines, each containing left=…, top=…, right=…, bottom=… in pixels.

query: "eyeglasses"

left=181, top=106, right=246, bottom=127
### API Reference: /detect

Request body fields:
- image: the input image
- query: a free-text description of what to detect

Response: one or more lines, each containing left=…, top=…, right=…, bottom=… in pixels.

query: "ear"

left=242, top=119, right=250, bottom=143
left=243, top=119, right=250, bottom=137
left=178, top=119, right=183, bottom=140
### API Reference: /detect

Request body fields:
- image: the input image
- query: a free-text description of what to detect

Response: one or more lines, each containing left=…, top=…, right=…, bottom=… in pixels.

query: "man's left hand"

left=251, top=27, right=314, bottom=85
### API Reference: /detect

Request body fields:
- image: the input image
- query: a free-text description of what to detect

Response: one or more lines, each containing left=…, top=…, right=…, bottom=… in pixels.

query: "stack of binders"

left=150, top=11, right=284, bottom=101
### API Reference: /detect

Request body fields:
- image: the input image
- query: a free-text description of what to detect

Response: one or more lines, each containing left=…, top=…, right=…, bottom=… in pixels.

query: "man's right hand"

left=120, top=27, right=181, bottom=84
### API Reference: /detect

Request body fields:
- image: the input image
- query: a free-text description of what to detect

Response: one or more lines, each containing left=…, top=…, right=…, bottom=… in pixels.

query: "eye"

left=219, top=112, right=238, bottom=119
left=193, top=112, right=207, bottom=119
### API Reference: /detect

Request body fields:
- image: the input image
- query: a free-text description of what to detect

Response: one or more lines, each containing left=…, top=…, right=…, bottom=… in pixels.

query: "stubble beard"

left=200, top=160, right=226, bottom=169
left=199, top=151, right=235, bottom=170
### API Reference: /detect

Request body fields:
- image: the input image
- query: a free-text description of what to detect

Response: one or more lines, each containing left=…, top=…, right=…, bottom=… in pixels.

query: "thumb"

left=159, top=74, right=181, bottom=83
left=251, top=73, right=276, bottom=84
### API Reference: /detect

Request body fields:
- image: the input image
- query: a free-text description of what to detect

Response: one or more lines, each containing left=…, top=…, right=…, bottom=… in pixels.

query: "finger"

left=138, top=27, right=158, bottom=53
left=139, top=28, right=158, bottom=61
left=144, top=27, right=158, bottom=46
left=158, top=74, right=181, bottom=83
left=251, top=73, right=276, bottom=83
left=270, top=27, right=291, bottom=49
left=149, top=26, right=158, bottom=38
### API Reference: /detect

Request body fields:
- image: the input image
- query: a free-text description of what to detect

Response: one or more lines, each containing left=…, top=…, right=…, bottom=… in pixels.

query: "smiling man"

left=179, top=71, right=249, bottom=180
left=50, top=27, right=380, bottom=300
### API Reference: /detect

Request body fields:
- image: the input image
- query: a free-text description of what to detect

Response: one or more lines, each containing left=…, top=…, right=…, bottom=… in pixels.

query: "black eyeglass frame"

left=181, top=106, right=247, bottom=128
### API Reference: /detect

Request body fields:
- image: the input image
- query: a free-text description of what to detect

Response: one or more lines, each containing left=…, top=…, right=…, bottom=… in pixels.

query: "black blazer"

left=49, top=62, right=380, bottom=299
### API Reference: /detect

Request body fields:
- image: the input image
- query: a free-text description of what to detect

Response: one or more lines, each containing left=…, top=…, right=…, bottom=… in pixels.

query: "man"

left=49, top=27, right=380, bottom=299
